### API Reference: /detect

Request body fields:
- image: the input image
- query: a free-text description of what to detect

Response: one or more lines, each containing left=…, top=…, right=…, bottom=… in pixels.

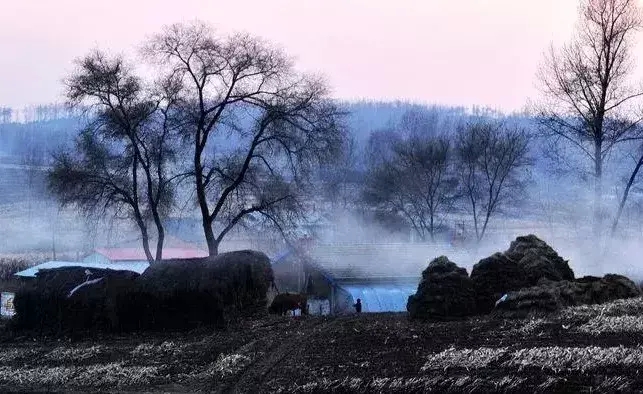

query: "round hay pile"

left=13, top=267, right=139, bottom=333
left=407, top=256, right=476, bottom=320
left=132, top=250, right=274, bottom=329
left=470, top=252, right=528, bottom=314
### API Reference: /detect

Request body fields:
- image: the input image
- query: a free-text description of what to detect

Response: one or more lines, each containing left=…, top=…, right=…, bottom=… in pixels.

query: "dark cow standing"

left=269, top=292, right=308, bottom=316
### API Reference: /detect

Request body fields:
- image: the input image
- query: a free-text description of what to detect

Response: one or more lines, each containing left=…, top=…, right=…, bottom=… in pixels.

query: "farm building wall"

left=272, top=259, right=307, bottom=294
left=338, top=281, right=417, bottom=313
left=308, top=298, right=331, bottom=315
left=270, top=244, right=422, bottom=314
left=301, top=263, right=419, bottom=314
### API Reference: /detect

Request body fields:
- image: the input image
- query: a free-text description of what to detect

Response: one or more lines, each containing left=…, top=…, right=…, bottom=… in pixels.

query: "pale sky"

left=0, top=0, right=619, bottom=113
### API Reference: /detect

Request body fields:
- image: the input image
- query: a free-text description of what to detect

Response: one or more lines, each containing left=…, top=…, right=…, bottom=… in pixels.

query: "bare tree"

left=143, top=22, right=345, bottom=255
left=534, top=0, right=643, bottom=234
left=364, top=134, right=458, bottom=242
left=611, top=137, right=643, bottom=232
left=365, top=128, right=403, bottom=168
left=397, top=107, right=440, bottom=138
left=0, top=107, right=12, bottom=123
left=456, top=120, right=531, bottom=243
left=48, top=52, right=180, bottom=263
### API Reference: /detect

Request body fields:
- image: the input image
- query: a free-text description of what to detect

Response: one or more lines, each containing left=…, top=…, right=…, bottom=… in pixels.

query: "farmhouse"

left=272, top=242, right=438, bottom=315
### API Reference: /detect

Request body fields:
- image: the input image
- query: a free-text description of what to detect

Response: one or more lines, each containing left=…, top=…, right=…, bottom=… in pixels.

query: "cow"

left=268, top=292, right=308, bottom=316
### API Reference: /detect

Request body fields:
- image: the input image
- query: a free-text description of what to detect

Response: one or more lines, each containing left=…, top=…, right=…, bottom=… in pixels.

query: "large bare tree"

left=143, top=22, right=345, bottom=255
left=535, top=0, right=643, bottom=234
left=49, top=52, right=180, bottom=263
left=456, top=120, right=531, bottom=243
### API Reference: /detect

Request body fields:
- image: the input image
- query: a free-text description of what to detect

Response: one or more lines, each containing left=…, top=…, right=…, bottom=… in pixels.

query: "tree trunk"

left=131, top=156, right=154, bottom=264
left=206, top=236, right=219, bottom=256
left=154, top=226, right=164, bottom=262
left=194, top=144, right=218, bottom=256
left=593, top=141, right=603, bottom=237
left=147, top=179, right=165, bottom=263
left=611, top=155, right=643, bottom=235
left=469, top=194, right=480, bottom=242
left=201, top=208, right=218, bottom=256
left=429, top=211, right=435, bottom=243
left=135, top=218, right=154, bottom=264
left=479, top=210, right=492, bottom=243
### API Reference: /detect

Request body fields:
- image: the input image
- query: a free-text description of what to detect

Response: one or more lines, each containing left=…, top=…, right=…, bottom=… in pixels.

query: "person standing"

left=354, top=298, right=362, bottom=313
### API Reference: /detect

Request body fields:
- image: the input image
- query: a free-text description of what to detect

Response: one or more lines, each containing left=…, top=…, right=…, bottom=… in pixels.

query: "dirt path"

left=223, top=317, right=339, bottom=393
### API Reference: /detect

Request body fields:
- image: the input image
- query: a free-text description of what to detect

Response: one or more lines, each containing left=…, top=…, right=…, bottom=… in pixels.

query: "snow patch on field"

left=0, top=348, right=39, bottom=363
left=421, top=347, right=508, bottom=370
left=505, top=346, right=643, bottom=372
left=507, top=317, right=551, bottom=336
left=131, top=341, right=185, bottom=357
left=421, top=345, right=643, bottom=373
left=211, top=353, right=252, bottom=377
left=45, top=345, right=103, bottom=361
left=284, top=375, right=528, bottom=392
left=0, top=363, right=159, bottom=388
left=559, top=297, right=643, bottom=320
left=577, top=315, right=643, bottom=334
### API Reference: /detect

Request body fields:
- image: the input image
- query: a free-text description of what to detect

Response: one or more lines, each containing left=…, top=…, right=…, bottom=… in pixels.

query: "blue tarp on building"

left=340, top=283, right=417, bottom=313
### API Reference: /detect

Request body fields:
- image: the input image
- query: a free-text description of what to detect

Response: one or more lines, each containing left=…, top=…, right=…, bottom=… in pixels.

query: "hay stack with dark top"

left=12, top=250, right=274, bottom=333
left=130, top=250, right=274, bottom=329
left=407, top=256, right=476, bottom=320
left=13, top=267, right=139, bottom=333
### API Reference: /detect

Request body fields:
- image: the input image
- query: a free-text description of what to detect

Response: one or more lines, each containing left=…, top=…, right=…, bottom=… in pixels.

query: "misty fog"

left=1, top=101, right=642, bottom=281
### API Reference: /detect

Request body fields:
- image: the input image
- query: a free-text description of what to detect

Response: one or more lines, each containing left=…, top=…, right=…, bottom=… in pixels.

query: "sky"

left=0, top=0, right=611, bottom=113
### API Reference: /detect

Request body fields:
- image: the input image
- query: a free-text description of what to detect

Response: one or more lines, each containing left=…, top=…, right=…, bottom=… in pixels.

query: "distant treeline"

left=0, top=101, right=517, bottom=165
left=0, top=100, right=628, bottom=185
left=0, top=104, right=86, bottom=124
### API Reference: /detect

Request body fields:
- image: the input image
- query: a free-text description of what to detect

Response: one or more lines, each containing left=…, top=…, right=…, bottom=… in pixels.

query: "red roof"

left=94, top=247, right=208, bottom=261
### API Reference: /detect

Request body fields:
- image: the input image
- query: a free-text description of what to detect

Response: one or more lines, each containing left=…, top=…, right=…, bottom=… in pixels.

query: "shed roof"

left=306, top=242, right=477, bottom=280
left=308, top=243, right=433, bottom=279
left=93, top=247, right=208, bottom=261
left=14, top=260, right=149, bottom=277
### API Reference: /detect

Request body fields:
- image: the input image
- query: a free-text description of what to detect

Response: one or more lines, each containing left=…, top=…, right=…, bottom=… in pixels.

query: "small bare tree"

left=49, top=52, right=180, bottom=263
left=364, top=135, right=458, bottom=242
left=534, top=0, right=643, bottom=234
left=0, top=107, right=11, bottom=123
left=456, top=120, right=531, bottom=243
left=611, top=138, right=643, bottom=232
left=144, top=22, right=345, bottom=255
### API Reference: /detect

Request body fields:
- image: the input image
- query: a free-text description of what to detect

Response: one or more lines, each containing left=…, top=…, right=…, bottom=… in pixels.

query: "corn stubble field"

left=0, top=298, right=643, bottom=393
